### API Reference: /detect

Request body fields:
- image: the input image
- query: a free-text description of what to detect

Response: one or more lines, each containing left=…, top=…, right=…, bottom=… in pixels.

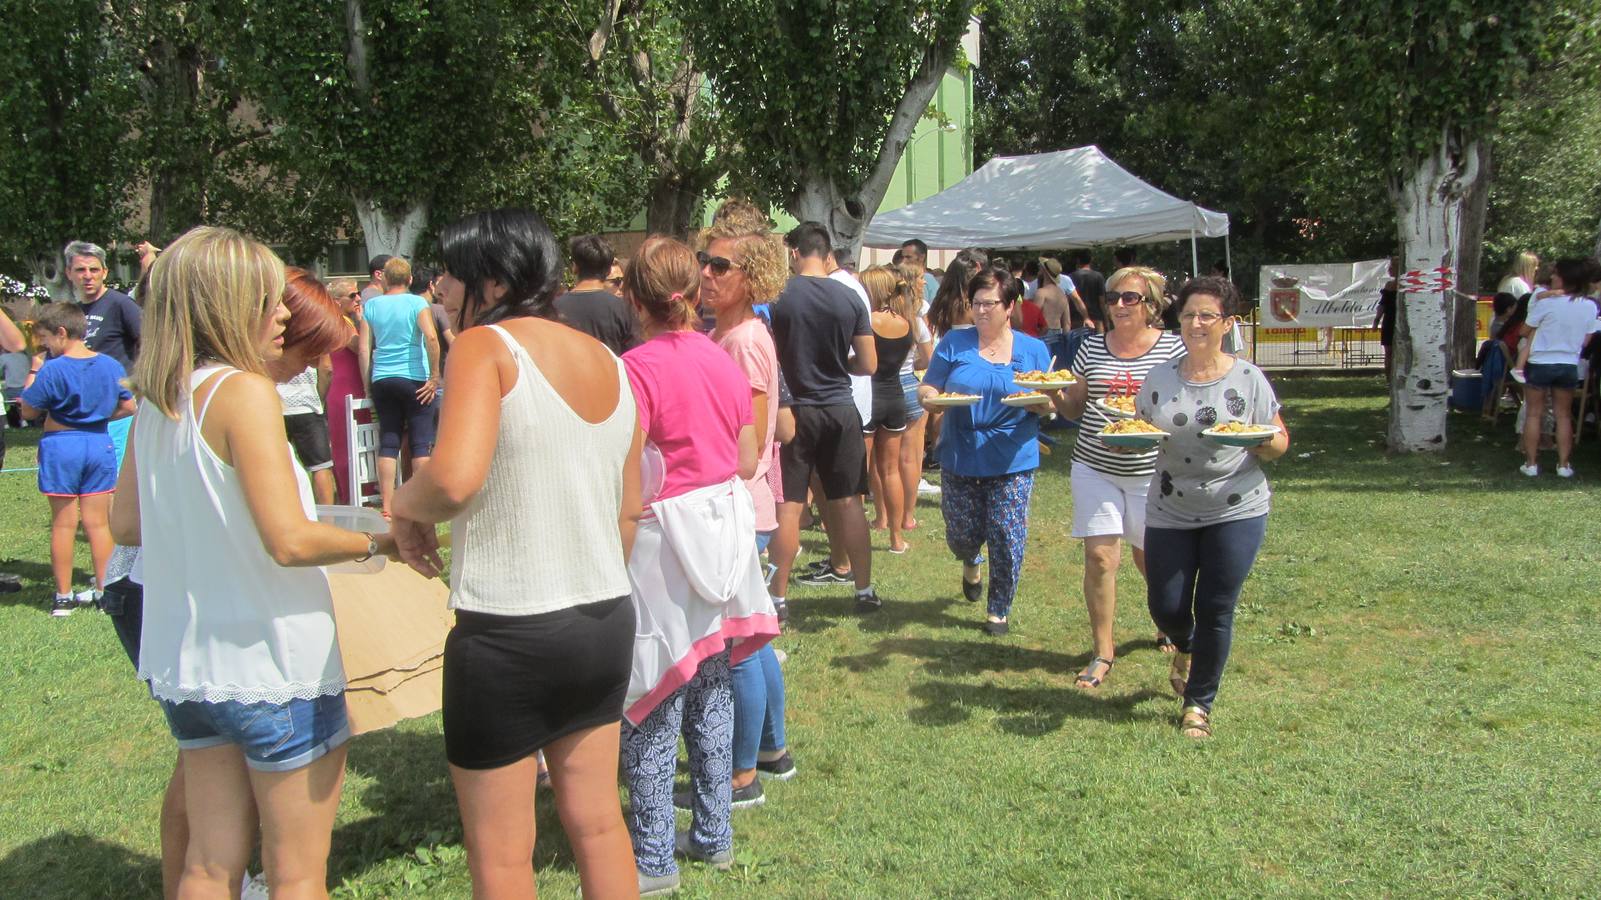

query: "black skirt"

left=442, top=595, right=634, bottom=770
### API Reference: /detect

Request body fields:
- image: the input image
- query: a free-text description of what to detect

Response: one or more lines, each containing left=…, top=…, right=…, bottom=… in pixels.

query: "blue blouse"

left=922, top=328, right=1052, bottom=477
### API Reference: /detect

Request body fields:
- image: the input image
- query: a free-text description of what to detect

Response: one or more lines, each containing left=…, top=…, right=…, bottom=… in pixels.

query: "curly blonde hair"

left=701, top=220, right=788, bottom=305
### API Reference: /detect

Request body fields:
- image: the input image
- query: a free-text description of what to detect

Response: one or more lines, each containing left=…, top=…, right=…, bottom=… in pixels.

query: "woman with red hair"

left=274, top=269, right=356, bottom=504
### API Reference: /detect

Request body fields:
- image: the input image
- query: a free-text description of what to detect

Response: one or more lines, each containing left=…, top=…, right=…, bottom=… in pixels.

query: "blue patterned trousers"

left=941, top=470, right=1035, bottom=619
left=621, top=649, right=734, bottom=877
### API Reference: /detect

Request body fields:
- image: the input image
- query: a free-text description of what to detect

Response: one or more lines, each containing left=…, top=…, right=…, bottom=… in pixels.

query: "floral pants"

left=621, top=649, right=733, bottom=877
left=941, top=470, right=1035, bottom=619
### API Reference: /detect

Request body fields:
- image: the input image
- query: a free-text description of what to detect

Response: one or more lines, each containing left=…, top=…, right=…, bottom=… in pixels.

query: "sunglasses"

left=1107, top=291, right=1148, bottom=306
left=347, top=292, right=361, bottom=300
left=697, top=251, right=741, bottom=276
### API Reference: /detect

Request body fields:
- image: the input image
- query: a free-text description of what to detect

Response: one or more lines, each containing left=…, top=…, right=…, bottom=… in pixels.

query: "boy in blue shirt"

left=19, top=303, right=135, bottom=617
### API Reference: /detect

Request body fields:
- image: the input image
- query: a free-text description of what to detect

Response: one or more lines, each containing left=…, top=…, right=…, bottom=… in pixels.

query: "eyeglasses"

left=1180, top=312, right=1227, bottom=325
left=970, top=300, right=1004, bottom=311
left=1107, top=291, right=1147, bottom=306
left=697, top=251, right=741, bottom=277
left=606, top=276, right=624, bottom=287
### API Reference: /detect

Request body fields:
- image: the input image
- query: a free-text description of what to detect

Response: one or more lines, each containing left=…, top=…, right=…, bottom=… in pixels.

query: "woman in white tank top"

left=109, top=227, right=400, bottom=898
left=389, top=209, right=644, bottom=898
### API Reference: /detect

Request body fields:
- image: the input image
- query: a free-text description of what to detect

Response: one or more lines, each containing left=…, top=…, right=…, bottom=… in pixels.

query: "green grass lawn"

left=2, top=376, right=1599, bottom=897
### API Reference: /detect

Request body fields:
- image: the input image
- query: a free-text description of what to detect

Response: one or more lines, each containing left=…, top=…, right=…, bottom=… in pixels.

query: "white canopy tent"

left=863, top=146, right=1231, bottom=275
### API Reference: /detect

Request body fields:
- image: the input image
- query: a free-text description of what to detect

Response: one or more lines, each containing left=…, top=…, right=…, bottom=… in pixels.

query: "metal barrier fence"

left=1239, top=311, right=1385, bottom=371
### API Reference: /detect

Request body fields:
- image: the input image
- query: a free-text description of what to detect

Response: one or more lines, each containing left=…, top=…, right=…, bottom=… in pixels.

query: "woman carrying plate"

left=1136, top=276, right=1289, bottom=739
left=1058, top=266, right=1184, bottom=689
left=917, top=267, right=1054, bottom=635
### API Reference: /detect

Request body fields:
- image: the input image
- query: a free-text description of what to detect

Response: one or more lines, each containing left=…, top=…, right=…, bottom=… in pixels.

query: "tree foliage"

left=681, top=0, right=976, bottom=243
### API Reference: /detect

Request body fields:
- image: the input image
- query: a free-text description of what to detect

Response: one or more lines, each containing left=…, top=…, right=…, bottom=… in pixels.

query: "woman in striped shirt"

left=1059, top=266, right=1185, bottom=689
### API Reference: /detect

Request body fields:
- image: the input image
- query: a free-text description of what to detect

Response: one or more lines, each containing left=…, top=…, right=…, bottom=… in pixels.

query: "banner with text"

left=1258, top=259, right=1391, bottom=328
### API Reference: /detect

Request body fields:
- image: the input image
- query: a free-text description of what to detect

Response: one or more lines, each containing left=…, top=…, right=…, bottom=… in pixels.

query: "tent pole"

left=1189, top=227, right=1199, bottom=278
left=1225, top=233, right=1233, bottom=281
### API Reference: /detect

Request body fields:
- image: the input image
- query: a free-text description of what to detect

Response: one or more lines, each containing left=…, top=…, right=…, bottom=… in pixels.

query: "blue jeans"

left=622, top=650, right=733, bottom=877
left=1145, top=515, right=1268, bottom=712
left=731, top=645, right=786, bottom=771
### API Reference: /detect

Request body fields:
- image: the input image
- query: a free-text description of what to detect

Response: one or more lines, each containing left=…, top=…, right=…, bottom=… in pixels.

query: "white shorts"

left=1069, top=461, right=1152, bottom=548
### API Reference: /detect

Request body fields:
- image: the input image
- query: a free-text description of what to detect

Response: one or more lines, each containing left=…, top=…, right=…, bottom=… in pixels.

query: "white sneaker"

left=1511, top=369, right=1527, bottom=384
left=1557, top=465, right=1574, bottom=478
left=1519, top=463, right=1539, bottom=477
left=917, top=478, right=941, bottom=496
left=241, top=871, right=269, bottom=899
left=74, top=589, right=99, bottom=607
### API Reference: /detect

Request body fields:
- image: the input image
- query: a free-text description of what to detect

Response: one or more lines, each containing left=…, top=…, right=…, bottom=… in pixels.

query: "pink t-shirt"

left=624, top=330, right=754, bottom=505
left=714, top=316, right=780, bottom=532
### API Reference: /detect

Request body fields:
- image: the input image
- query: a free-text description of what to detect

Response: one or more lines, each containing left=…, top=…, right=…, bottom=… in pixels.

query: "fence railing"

left=1240, top=312, right=1385, bottom=371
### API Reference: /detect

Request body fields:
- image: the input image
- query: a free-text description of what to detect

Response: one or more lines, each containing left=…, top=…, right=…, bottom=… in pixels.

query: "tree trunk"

left=1451, top=138, right=1491, bottom=370
left=1388, top=134, right=1481, bottom=453
left=792, top=176, right=870, bottom=256
left=28, top=254, right=71, bottom=302
left=644, top=172, right=702, bottom=240
left=354, top=199, right=428, bottom=260
left=142, top=38, right=208, bottom=245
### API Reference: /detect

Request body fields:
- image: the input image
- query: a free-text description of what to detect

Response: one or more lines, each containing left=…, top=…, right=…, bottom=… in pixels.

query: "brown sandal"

left=1180, top=705, right=1212, bottom=739
left=1168, top=652, right=1190, bottom=697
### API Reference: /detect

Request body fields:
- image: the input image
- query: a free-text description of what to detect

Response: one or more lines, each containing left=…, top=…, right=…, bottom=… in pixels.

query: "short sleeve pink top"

left=715, top=316, right=780, bottom=532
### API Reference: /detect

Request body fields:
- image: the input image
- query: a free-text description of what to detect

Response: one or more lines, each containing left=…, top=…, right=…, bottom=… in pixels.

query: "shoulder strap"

left=194, top=368, right=240, bottom=431
left=484, top=323, right=521, bottom=355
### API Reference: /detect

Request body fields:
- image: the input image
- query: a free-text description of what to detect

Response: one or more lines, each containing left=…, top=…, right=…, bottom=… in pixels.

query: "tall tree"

left=586, top=0, right=726, bottom=238
left=1315, top=0, right=1568, bottom=452
left=682, top=0, right=977, bottom=251
left=0, top=0, right=139, bottom=294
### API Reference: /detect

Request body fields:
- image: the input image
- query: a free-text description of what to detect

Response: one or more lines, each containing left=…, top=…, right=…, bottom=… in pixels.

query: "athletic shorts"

left=157, top=692, right=350, bottom=772
left=37, top=428, right=117, bottom=497
left=781, top=404, right=869, bottom=502
left=1526, top=362, right=1579, bottom=390
left=443, top=596, right=634, bottom=770
left=1069, top=461, right=1152, bottom=548
left=370, top=377, right=437, bottom=458
left=284, top=413, right=334, bottom=472
left=864, top=389, right=908, bottom=434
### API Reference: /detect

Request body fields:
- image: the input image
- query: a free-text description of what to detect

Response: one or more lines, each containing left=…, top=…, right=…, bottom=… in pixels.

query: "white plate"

left=1201, top=424, right=1282, bottom=447
left=1001, top=393, right=1052, bottom=408
left=1095, top=398, right=1137, bottom=419
left=924, top=394, right=981, bottom=408
left=1098, top=429, right=1170, bottom=448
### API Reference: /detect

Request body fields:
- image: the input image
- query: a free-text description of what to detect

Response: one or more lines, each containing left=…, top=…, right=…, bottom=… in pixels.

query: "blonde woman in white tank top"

left=389, top=209, right=644, bottom=899
left=110, top=227, right=400, bottom=899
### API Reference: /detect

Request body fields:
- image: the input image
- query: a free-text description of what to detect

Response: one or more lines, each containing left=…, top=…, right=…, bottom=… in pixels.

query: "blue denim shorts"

left=1526, top=362, right=1579, bottom=389
left=900, top=370, right=926, bottom=422
left=158, top=692, right=351, bottom=772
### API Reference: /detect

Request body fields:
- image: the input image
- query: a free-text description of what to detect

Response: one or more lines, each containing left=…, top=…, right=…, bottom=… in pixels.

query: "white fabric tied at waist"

left=650, top=476, right=759, bottom=607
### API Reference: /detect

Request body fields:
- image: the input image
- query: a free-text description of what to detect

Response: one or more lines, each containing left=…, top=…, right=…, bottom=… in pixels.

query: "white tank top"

left=449, top=324, right=636, bottom=615
left=136, top=366, right=344, bottom=704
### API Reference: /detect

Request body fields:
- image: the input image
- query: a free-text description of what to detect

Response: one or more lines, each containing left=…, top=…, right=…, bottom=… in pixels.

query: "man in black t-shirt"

left=63, top=241, right=141, bottom=369
left=1073, top=251, right=1107, bottom=333
left=769, top=222, right=882, bottom=612
left=554, top=234, right=640, bottom=356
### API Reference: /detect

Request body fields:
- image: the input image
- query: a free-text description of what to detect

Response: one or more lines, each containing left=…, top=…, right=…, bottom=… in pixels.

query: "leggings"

left=621, top=650, right=733, bottom=878
left=940, top=470, right=1035, bottom=619
left=369, top=376, right=436, bottom=458
left=1144, top=515, right=1268, bottom=712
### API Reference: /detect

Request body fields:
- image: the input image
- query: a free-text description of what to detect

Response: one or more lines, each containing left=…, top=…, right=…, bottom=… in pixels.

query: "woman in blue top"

left=360, top=256, right=442, bottom=515
left=918, top=267, right=1056, bottom=635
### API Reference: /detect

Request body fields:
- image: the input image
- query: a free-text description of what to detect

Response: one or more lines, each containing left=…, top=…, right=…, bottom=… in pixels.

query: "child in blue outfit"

left=19, top=303, right=134, bottom=617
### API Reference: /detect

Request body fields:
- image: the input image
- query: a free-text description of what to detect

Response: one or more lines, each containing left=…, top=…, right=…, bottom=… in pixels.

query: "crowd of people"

left=0, top=204, right=1298, bottom=897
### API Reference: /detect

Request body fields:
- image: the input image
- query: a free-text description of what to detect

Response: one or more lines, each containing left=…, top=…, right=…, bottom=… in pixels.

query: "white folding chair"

left=346, top=395, right=381, bottom=506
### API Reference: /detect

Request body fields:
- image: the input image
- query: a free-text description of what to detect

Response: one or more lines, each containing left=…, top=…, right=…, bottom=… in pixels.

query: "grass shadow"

left=0, top=557, right=64, bottom=610
left=906, top=680, right=1164, bottom=734
left=784, top=593, right=978, bottom=635
left=0, top=832, right=162, bottom=899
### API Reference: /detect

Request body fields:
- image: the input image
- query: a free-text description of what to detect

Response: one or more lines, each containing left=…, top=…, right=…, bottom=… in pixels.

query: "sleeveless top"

left=449, top=324, right=637, bottom=615
left=136, top=366, right=344, bottom=704
left=872, top=326, right=914, bottom=388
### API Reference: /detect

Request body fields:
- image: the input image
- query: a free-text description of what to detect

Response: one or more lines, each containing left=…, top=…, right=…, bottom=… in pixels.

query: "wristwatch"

left=354, top=532, right=377, bottom=563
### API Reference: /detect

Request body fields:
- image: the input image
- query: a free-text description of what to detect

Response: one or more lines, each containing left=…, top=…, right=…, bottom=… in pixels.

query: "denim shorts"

left=158, top=692, right=350, bottom=772
left=900, top=370, right=925, bottom=422
left=1526, top=362, right=1579, bottom=389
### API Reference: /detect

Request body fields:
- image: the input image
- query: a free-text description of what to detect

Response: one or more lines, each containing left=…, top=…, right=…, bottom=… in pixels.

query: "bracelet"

left=354, top=532, right=376, bottom=563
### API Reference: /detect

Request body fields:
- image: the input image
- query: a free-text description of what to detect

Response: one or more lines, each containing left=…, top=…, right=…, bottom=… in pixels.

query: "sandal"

left=1180, top=705, right=1212, bottom=739
left=1074, top=656, right=1114, bottom=689
left=1168, top=652, right=1190, bottom=698
left=1155, top=634, right=1177, bottom=653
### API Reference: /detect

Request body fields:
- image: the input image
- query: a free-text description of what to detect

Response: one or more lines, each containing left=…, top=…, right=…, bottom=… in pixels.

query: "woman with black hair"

left=389, top=208, right=644, bottom=898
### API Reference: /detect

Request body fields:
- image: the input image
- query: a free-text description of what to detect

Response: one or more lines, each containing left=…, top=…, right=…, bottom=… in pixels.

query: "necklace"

left=979, top=332, right=1010, bottom=361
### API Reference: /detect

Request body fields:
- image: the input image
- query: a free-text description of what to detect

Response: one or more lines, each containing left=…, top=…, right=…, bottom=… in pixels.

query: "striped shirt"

left=1070, top=331, right=1185, bottom=476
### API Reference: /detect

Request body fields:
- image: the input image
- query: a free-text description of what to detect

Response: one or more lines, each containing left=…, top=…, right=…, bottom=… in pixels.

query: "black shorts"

left=863, top=386, right=908, bottom=434
left=370, top=377, right=437, bottom=458
left=442, top=595, right=634, bottom=770
left=284, top=413, right=333, bottom=472
left=781, top=403, right=869, bottom=502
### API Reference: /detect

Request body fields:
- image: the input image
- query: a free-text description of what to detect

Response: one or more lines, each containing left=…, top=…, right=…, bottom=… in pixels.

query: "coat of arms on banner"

left=1269, top=276, right=1300, bottom=322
